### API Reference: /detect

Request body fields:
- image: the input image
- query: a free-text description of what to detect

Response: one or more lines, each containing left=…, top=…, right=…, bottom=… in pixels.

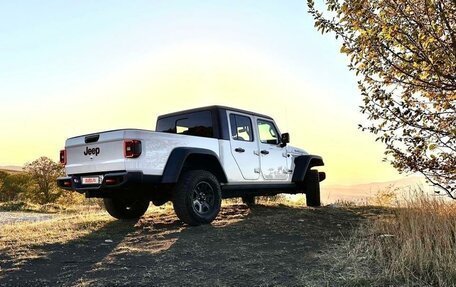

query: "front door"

left=257, top=119, right=288, bottom=180
left=228, top=113, right=260, bottom=180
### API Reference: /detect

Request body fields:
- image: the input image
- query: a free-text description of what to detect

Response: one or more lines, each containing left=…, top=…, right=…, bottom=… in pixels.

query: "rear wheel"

left=103, top=197, right=149, bottom=219
left=173, top=170, right=221, bottom=226
left=305, top=170, right=321, bottom=207
left=242, top=195, right=256, bottom=207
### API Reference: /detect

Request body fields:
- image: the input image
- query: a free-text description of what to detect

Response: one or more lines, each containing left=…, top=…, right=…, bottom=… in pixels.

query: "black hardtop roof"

left=157, top=105, right=273, bottom=120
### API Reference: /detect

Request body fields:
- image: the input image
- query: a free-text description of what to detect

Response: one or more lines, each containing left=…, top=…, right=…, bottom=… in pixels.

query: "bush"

left=0, top=173, right=34, bottom=202
left=56, top=191, right=86, bottom=206
left=25, top=157, right=64, bottom=204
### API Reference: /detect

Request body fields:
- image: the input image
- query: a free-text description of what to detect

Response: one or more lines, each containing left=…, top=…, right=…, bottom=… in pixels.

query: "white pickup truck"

left=57, top=106, right=325, bottom=225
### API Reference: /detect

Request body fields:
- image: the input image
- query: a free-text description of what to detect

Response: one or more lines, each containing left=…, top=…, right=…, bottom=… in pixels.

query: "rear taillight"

left=105, top=178, right=118, bottom=185
left=60, top=149, right=67, bottom=165
left=124, top=140, right=142, bottom=158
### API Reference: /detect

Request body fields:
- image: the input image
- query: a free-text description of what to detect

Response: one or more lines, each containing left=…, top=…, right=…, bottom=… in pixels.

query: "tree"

left=24, top=157, right=64, bottom=204
left=0, top=171, right=6, bottom=193
left=307, top=0, right=455, bottom=197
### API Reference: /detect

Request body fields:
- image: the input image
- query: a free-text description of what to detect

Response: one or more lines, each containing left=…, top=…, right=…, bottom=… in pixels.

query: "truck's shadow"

left=0, top=219, right=138, bottom=286
left=0, top=204, right=363, bottom=287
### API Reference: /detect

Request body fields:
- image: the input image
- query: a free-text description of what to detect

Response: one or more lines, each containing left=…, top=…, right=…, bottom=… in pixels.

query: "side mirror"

left=280, top=133, right=290, bottom=147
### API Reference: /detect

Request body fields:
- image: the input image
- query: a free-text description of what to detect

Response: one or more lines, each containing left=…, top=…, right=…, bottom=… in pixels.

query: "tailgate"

left=65, top=130, right=127, bottom=175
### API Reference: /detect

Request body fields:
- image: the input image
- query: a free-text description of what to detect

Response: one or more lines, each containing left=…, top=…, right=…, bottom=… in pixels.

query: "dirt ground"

left=0, top=204, right=365, bottom=287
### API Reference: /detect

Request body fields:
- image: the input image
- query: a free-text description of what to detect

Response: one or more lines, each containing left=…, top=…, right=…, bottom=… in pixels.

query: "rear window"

left=156, top=111, right=214, bottom=138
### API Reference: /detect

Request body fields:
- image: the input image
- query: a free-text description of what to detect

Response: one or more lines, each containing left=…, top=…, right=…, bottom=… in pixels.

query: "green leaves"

left=340, top=44, right=351, bottom=54
left=429, top=143, right=438, bottom=151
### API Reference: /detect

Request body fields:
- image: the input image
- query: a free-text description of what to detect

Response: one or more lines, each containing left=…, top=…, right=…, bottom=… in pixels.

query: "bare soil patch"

left=0, top=212, right=56, bottom=225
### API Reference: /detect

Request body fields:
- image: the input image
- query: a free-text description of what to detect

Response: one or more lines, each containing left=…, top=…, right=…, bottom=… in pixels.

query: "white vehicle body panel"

left=65, top=130, right=219, bottom=176
left=253, top=116, right=289, bottom=181
left=65, top=131, right=127, bottom=174
left=286, top=146, right=308, bottom=171
left=227, top=111, right=261, bottom=181
left=218, top=140, right=248, bottom=183
left=258, top=142, right=289, bottom=180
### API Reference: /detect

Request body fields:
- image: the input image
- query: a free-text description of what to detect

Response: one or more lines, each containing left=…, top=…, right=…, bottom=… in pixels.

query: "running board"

left=221, top=183, right=299, bottom=199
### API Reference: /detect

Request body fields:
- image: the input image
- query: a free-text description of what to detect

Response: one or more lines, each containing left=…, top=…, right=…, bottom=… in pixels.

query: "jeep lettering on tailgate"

left=84, top=147, right=100, bottom=156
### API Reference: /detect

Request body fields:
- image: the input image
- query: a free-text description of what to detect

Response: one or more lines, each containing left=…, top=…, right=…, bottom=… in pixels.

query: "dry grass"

left=0, top=204, right=176, bottom=249
left=297, top=205, right=390, bottom=287
left=0, top=211, right=113, bottom=270
left=299, top=189, right=456, bottom=287
left=367, top=192, right=456, bottom=286
left=0, top=212, right=110, bottom=246
left=316, top=190, right=456, bottom=287
left=0, top=198, right=103, bottom=213
left=0, top=204, right=181, bottom=272
left=224, top=194, right=307, bottom=207
left=5, top=192, right=455, bottom=286
left=2, top=201, right=360, bottom=286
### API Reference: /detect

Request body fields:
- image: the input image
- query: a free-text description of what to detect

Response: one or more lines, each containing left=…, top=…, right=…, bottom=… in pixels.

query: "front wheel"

left=172, top=170, right=222, bottom=226
left=103, top=197, right=149, bottom=220
left=305, top=170, right=321, bottom=207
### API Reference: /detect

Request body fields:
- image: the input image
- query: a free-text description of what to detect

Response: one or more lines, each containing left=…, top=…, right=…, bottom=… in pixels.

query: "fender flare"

left=161, top=147, right=227, bottom=184
left=292, top=155, right=325, bottom=183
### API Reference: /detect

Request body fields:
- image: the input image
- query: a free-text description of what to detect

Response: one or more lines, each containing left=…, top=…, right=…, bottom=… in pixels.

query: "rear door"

left=256, top=118, right=288, bottom=180
left=228, top=113, right=260, bottom=180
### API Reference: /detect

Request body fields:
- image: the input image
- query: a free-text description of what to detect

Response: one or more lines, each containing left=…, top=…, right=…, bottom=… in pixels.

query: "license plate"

left=81, top=176, right=102, bottom=185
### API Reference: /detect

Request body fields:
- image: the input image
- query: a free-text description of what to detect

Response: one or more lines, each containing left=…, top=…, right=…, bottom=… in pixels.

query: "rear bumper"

left=57, top=171, right=162, bottom=193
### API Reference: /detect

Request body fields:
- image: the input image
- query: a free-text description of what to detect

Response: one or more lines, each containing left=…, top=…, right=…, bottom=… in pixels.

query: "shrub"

left=0, top=173, right=34, bottom=202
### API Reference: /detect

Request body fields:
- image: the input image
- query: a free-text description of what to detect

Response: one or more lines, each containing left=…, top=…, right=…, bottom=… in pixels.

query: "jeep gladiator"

left=57, top=106, right=325, bottom=225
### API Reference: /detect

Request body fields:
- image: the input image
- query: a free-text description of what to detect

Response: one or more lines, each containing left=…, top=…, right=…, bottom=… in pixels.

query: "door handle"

left=260, top=150, right=269, bottom=155
left=235, top=148, right=245, bottom=153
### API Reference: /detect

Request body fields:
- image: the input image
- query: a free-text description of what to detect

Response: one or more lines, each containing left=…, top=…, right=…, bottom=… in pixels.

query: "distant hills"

left=321, top=176, right=435, bottom=204
left=0, top=165, right=23, bottom=173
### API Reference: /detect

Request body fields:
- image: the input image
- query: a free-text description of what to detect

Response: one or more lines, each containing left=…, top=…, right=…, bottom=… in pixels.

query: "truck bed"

left=65, top=129, right=220, bottom=176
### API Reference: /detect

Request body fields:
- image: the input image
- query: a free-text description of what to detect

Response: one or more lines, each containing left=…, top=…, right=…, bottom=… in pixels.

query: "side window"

left=156, top=111, right=213, bottom=138
left=229, top=114, right=253, bottom=142
left=257, top=119, right=279, bottom=144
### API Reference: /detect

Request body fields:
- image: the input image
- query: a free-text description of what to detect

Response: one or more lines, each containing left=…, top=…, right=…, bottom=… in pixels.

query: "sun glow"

left=0, top=1, right=403, bottom=186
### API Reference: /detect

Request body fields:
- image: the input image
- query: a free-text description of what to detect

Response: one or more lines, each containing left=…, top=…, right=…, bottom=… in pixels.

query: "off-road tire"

left=305, top=170, right=321, bottom=207
left=173, top=170, right=222, bottom=226
left=103, top=197, right=149, bottom=219
left=242, top=196, right=256, bottom=207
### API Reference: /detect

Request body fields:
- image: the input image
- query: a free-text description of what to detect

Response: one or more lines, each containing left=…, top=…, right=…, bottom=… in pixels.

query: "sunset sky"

left=0, top=1, right=406, bottom=186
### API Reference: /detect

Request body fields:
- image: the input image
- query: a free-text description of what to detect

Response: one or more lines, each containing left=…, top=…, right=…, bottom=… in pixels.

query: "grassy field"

left=0, top=194, right=455, bottom=286
left=0, top=201, right=364, bottom=286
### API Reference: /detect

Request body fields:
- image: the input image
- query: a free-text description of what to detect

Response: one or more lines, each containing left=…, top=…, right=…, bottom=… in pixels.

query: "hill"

left=321, top=176, right=431, bottom=204
left=0, top=166, right=23, bottom=173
